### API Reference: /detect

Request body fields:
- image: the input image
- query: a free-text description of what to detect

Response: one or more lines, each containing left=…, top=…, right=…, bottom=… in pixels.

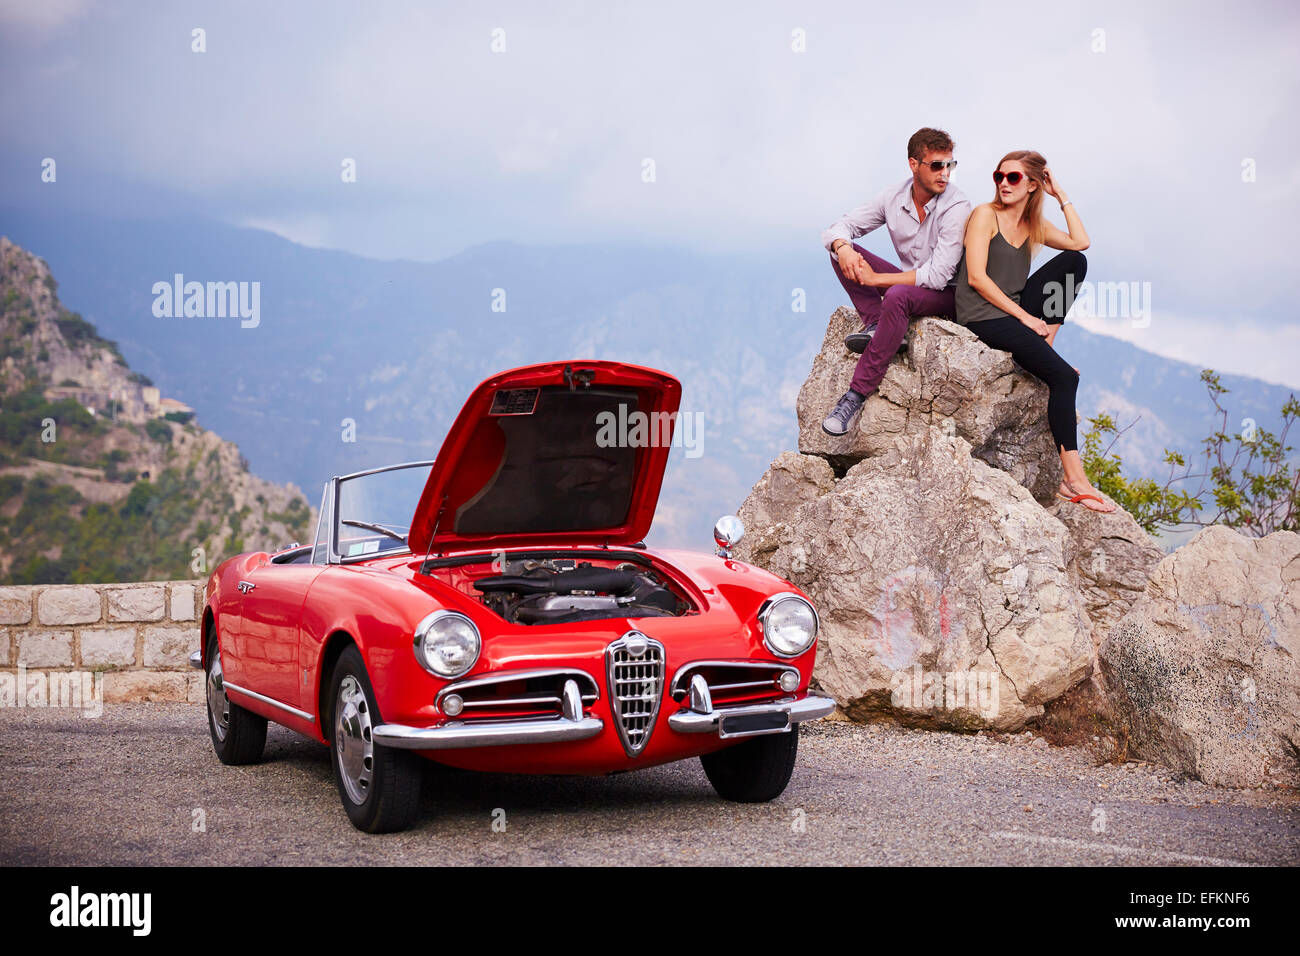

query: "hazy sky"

left=2, top=0, right=1298, bottom=387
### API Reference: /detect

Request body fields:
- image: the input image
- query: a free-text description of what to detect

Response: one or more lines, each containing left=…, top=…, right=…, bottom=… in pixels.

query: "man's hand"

left=837, top=245, right=877, bottom=285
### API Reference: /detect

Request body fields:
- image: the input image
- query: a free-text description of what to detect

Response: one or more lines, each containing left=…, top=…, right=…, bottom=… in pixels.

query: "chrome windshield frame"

left=327, top=460, right=436, bottom=565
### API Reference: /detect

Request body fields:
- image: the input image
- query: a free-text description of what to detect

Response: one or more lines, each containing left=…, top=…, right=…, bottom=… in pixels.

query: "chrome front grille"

left=435, top=668, right=599, bottom=721
left=669, top=661, right=798, bottom=707
left=606, top=631, right=665, bottom=757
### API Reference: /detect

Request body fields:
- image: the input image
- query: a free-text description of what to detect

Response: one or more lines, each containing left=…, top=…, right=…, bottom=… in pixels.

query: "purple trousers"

left=830, top=243, right=957, bottom=396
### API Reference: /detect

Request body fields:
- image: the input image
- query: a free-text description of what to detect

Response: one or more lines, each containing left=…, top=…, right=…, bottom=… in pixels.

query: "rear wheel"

left=700, top=725, right=799, bottom=802
left=328, top=645, right=423, bottom=833
left=205, top=630, right=267, bottom=765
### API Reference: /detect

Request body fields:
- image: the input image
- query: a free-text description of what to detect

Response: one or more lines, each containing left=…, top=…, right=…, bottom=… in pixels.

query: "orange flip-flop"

left=1056, top=489, right=1114, bottom=512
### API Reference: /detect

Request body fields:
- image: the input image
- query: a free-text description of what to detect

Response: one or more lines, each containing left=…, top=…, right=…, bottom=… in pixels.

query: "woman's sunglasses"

left=993, top=170, right=1025, bottom=185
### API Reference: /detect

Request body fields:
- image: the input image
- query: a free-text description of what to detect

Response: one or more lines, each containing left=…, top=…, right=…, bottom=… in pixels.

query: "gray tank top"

left=954, top=214, right=1031, bottom=325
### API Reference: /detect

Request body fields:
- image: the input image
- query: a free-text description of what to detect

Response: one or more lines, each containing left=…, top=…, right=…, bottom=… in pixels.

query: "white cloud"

left=1, top=0, right=1298, bottom=383
left=0, top=0, right=91, bottom=30
left=238, top=214, right=333, bottom=250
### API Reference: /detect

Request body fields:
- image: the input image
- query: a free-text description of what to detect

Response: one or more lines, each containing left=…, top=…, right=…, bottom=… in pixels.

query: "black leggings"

left=966, top=250, right=1087, bottom=453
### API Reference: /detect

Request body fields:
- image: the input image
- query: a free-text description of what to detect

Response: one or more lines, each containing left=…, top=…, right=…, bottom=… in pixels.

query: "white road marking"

left=990, top=831, right=1253, bottom=867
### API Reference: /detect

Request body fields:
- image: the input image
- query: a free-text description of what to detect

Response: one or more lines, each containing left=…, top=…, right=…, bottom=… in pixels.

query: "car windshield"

left=332, top=461, right=433, bottom=560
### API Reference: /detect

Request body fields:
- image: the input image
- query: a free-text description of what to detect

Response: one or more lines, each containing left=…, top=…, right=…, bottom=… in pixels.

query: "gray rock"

left=736, top=450, right=835, bottom=533
left=733, top=307, right=1169, bottom=734
left=1047, top=497, right=1164, bottom=649
left=37, top=587, right=100, bottom=626
left=745, top=427, right=1094, bottom=731
left=106, top=586, right=166, bottom=623
left=734, top=452, right=836, bottom=566
left=796, top=309, right=1064, bottom=502
left=1098, top=525, right=1300, bottom=788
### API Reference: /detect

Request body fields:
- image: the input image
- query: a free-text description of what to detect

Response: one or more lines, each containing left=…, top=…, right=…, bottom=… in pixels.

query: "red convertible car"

left=194, top=360, right=832, bottom=831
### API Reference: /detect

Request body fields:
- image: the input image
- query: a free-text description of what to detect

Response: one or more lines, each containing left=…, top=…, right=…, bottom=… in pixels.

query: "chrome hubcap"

left=207, top=653, right=229, bottom=743
left=335, top=675, right=374, bottom=805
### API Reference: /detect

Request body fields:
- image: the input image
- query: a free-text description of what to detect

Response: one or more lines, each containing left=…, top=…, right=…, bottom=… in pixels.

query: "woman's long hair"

left=992, top=150, right=1047, bottom=253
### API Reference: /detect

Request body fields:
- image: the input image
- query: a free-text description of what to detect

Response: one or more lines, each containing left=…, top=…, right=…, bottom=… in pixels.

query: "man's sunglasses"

left=993, top=170, right=1025, bottom=185
left=918, top=159, right=958, bottom=172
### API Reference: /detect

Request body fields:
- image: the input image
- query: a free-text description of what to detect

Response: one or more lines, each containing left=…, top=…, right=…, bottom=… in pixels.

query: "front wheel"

left=328, top=645, right=423, bottom=833
left=205, top=630, right=267, bottom=765
left=700, top=725, right=799, bottom=802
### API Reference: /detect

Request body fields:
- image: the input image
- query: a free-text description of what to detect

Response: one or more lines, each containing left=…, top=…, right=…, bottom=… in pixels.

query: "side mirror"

left=713, top=515, right=745, bottom=558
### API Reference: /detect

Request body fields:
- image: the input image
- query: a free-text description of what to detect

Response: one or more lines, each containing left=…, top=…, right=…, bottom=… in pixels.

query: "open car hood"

left=408, top=361, right=682, bottom=552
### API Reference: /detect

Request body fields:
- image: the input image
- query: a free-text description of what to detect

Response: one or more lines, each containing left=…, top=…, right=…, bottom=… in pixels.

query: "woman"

left=954, top=150, right=1115, bottom=513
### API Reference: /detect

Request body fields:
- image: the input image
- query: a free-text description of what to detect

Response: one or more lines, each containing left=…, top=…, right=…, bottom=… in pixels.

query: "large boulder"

left=736, top=450, right=836, bottom=533
left=734, top=307, right=1163, bottom=733
left=1098, top=526, right=1300, bottom=787
left=796, top=308, right=1064, bottom=502
left=1046, top=498, right=1165, bottom=649
left=739, top=427, right=1094, bottom=731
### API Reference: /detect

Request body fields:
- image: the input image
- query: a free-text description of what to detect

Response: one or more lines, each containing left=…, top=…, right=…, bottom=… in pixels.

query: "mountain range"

left=1, top=206, right=1292, bottom=550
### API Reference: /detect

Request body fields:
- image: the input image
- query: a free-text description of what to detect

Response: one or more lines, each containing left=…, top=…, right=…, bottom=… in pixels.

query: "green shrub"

left=54, top=311, right=99, bottom=344
left=0, top=386, right=98, bottom=462
left=1084, top=370, right=1299, bottom=536
left=144, top=418, right=172, bottom=444
left=3, top=466, right=205, bottom=583
left=0, top=474, right=24, bottom=499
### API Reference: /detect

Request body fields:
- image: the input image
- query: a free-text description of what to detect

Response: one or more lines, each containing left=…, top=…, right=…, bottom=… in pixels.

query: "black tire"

left=205, top=630, right=267, bottom=765
left=700, top=725, right=799, bottom=802
left=327, top=645, right=423, bottom=833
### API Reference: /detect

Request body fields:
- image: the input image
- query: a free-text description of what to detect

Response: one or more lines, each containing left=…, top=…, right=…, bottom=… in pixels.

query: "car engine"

left=473, top=557, right=686, bottom=625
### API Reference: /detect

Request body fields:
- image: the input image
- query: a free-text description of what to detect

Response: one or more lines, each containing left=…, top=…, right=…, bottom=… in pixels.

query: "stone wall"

left=0, top=581, right=203, bottom=703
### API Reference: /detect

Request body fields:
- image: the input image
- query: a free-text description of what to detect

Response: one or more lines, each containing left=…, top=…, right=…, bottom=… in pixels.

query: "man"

left=819, top=127, right=971, bottom=436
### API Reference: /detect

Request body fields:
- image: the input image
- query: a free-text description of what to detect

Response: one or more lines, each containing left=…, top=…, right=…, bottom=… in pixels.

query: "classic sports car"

left=194, top=360, right=833, bottom=832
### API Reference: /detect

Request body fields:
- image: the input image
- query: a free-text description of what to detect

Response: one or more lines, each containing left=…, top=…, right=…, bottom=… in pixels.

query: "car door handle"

left=237, top=580, right=256, bottom=594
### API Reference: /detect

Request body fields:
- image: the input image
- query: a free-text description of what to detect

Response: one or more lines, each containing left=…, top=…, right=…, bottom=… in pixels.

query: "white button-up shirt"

left=822, top=176, right=972, bottom=290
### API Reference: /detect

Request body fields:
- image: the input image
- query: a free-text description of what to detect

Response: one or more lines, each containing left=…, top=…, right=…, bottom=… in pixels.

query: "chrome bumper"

left=668, top=694, right=835, bottom=738
left=373, top=715, right=605, bottom=750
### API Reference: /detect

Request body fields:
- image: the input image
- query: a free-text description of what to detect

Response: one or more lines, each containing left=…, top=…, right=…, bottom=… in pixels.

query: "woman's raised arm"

left=1041, top=168, right=1089, bottom=251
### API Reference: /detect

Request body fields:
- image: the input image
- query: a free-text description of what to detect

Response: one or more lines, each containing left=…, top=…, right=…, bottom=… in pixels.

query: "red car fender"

left=299, top=563, right=460, bottom=743
left=651, top=547, right=821, bottom=653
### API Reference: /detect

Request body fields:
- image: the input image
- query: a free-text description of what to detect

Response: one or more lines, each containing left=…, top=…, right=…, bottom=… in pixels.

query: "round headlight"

left=414, top=610, right=480, bottom=678
left=759, top=593, right=819, bottom=658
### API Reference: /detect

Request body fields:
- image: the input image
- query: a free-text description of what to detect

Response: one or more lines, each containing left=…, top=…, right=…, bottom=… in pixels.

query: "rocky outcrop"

left=1098, top=526, right=1300, bottom=787
left=1046, top=498, right=1165, bottom=649
left=0, top=237, right=152, bottom=418
left=735, top=451, right=836, bottom=560
left=737, top=309, right=1159, bottom=731
left=0, top=237, right=314, bottom=581
left=738, top=428, right=1093, bottom=730
left=797, top=308, right=1064, bottom=502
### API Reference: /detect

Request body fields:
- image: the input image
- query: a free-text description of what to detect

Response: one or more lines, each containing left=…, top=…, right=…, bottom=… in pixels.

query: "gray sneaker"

left=845, top=322, right=908, bottom=354
left=821, top=390, right=864, bottom=436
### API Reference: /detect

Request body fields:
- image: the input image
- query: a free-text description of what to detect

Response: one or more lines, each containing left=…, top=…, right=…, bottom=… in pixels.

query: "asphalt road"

left=1, top=704, right=1296, bottom=866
